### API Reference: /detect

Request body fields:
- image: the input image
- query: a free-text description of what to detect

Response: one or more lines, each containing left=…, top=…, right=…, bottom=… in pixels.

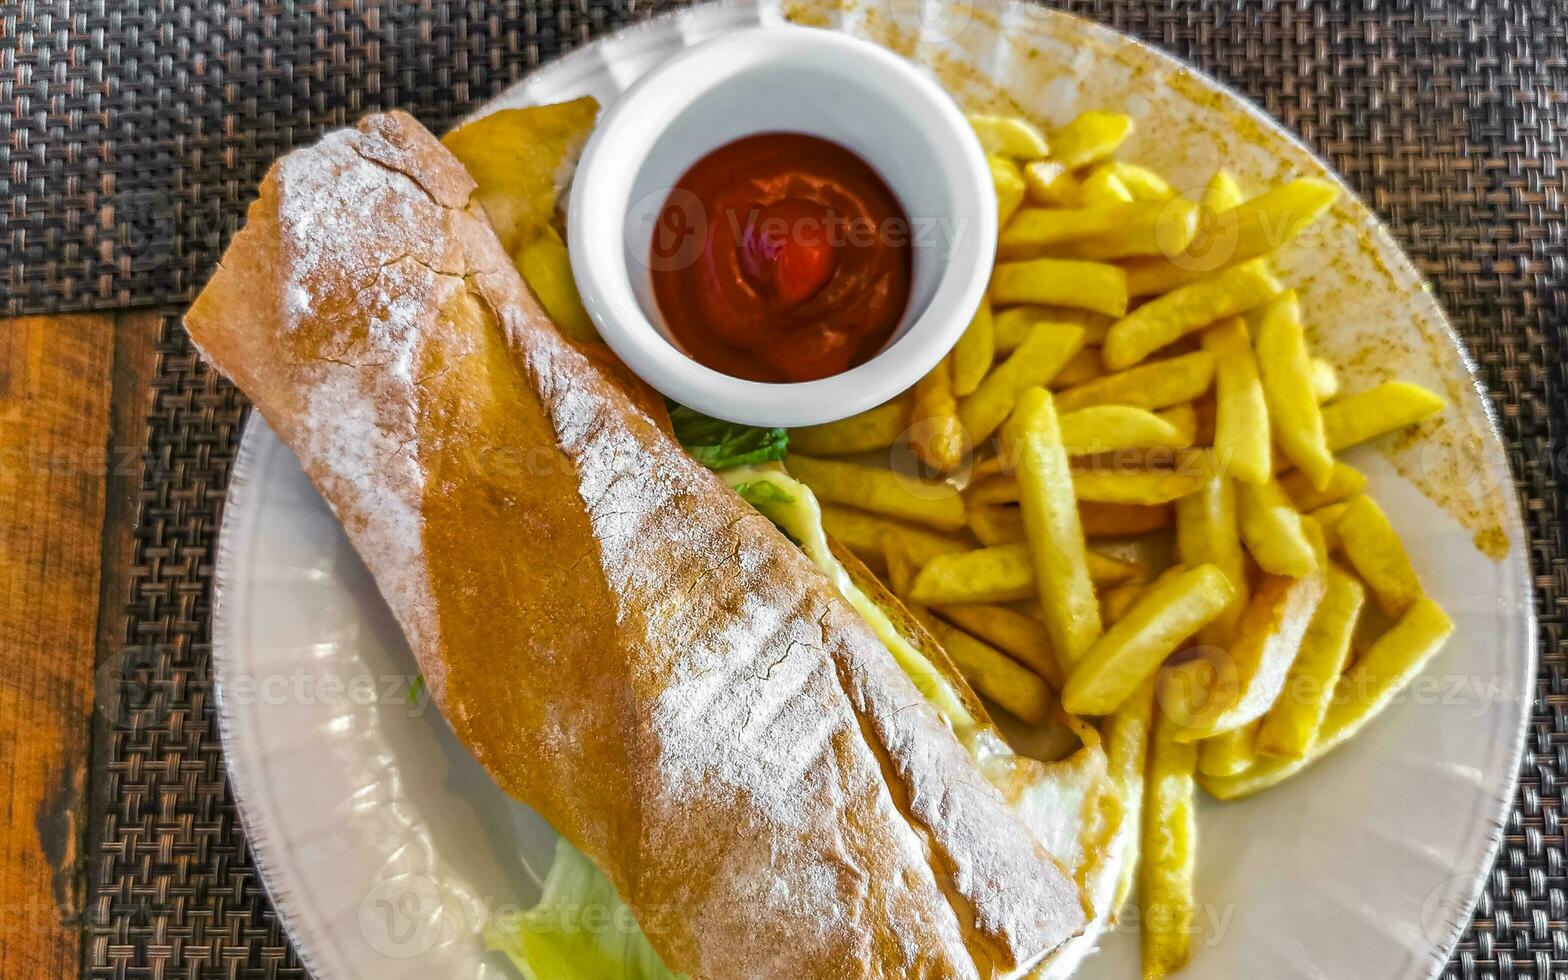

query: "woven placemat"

left=58, top=1, right=1567, bottom=978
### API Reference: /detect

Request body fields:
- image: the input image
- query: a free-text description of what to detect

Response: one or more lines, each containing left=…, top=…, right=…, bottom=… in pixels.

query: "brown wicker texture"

left=22, top=1, right=1556, bottom=978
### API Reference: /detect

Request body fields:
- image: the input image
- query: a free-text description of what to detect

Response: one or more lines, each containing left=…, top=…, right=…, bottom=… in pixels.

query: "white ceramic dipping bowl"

left=567, top=25, right=997, bottom=427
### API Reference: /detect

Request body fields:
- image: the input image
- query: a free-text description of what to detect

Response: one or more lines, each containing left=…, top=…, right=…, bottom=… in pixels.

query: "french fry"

left=1309, top=357, right=1340, bottom=402
left=951, top=300, right=995, bottom=397
left=1155, top=404, right=1200, bottom=446
left=1202, top=317, right=1272, bottom=483
left=926, top=618, right=1055, bottom=724
left=1237, top=478, right=1319, bottom=577
left=1175, top=468, right=1249, bottom=644
left=788, top=396, right=911, bottom=455
left=1202, top=169, right=1244, bottom=213
left=1080, top=167, right=1135, bottom=206
left=1308, top=500, right=1352, bottom=553
left=968, top=504, right=1025, bottom=546
left=1321, top=381, right=1446, bottom=452
left=1001, top=201, right=1182, bottom=253
left=1055, top=350, right=1217, bottom=413
left=1023, top=160, right=1081, bottom=206
left=934, top=603, right=1062, bottom=688
left=1197, top=724, right=1258, bottom=778
left=1052, top=348, right=1105, bottom=388
left=1255, top=562, right=1366, bottom=758
left=1094, top=161, right=1177, bottom=202
left=1060, top=405, right=1187, bottom=453
left=788, top=455, right=966, bottom=531
left=1103, top=258, right=1284, bottom=370
left=909, top=541, right=1138, bottom=605
left=1123, top=177, right=1338, bottom=298
left=994, top=306, right=1112, bottom=351
left=909, top=357, right=966, bottom=472
left=1072, top=468, right=1205, bottom=505
left=990, top=156, right=1027, bottom=227
left=967, top=475, right=1022, bottom=508
left=1061, top=564, right=1234, bottom=715
left=1335, top=495, right=1422, bottom=617
left=1052, top=111, right=1133, bottom=170
left=1069, top=200, right=1199, bottom=261
left=516, top=234, right=598, bottom=343
left=1080, top=501, right=1174, bottom=537
left=1202, top=597, right=1453, bottom=800
left=958, top=323, right=1087, bottom=446
left=990, top=258, right=1129, bottom=317
left=968, top=114, right=1050, bottom=158
left=1003, top=388, right=1105, bottom=666
left=819, top=505, right=968, bottom=569
left=1280, top=461, right=1366, bottom=512
left=1175, top=570, right=1327, bottom=742
left=1140, top=663, right=1202, bottom=979
left=1254, top=292, right=1334, bottom=488
left=1107, top=678, right=1158, bottom=916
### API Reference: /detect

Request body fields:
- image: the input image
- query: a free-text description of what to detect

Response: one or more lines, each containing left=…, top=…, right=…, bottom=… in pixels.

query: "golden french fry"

left=1002, top=388, right=1105, bottom=666
left=1280, top=461, right=1366, bottom=512
left=1175, top=468, right=1249, bottom=645
left=1309, top=357, right=1340, bottom=402
left=909, top=541, right=1137, bottom=605
left=951, top=300, right=996, bottom=397
left=1202, top=169, right=1244, bottom=213
left=1335, top=494, right=1422, bottom=617
left=1202, top=597, right=1453, bottom=800
left=1001, top=201, right=1176, bottom=252
left=1080, top=501, right=1173, bottom=537
left=1140, top=663, right=1202, bottom=979
left=994, top=306, right=1112, bottom=351
left=515, top=233, right=598, bottom=342
left=1255, top=562, right=1366, bottom=758
left=1052, top=348, right=1105, bottom=388
left=1023, top=160, right=1081, bottom=206
left=1254, top=292, right=1334, bottom=487
left=1237, top=478, right=1319, bottom=577
left=968, top=451, right=1014, bottom=483
left=1070, top=200, right=1199, bottom=261
left=926, top=618, right=1055, bottom=724
left=968, top=114, right=1050, bottom=158
left=1308, top=500, right=1352, bottom=553
left=788, top=396, right=911, bottom=455
left=1080, top=167, right=1134, bottom=206
left=1106, top=676, right=1158, bottom=915
left=879, top=530, right=924, bottom=598
left=1155, top=404, right=1200, bottom=446
left=1103, top=258, right=1284, bottom=370
left=990, top=258, right=1129, bottom=316
left=1321, top=381, right=1446, bottom=452
left=1060, top=405, right=1187, bottom=454
left=819, top=504, right=968, bottom=569
left=787, top=455, right=965, bottom=531
left=967, top=475, right=1022, bottom=508
left=1061, top=564, right=1234, bottom=715
left=909, top=357, right=966, bottom=472
left=1202, top=317, right=1272, bottom=483
left=1055, top=350, right=1217, bottom=414
left=1073, top=467, right=1205, bottom=505
left=934, top=603, right=1061, bottom=688
left=958, top=323, right=1087, bottom=446
left=1052, top=111, right=1134, bottom=170
left=968, top=504, right=1024, bottom=546
left=1175, top=570, right=1327, bottom=742
left=1197, top=723, right=1258, bottom=778
left=990, top=156, right=1027, bottom=227
left=1124, top=178, right=1338, bottom=298
left=1094, top=161, right=1177, bottom=202
left=442, top=97, right=600, bottom=254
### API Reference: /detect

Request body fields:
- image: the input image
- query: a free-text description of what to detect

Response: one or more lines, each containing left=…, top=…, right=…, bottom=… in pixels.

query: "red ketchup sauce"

left=649, top=133, right=913, bottom=383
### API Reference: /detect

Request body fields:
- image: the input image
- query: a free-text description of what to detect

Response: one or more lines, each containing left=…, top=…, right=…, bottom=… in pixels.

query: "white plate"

left=211, top=2, right=1535, bottom=978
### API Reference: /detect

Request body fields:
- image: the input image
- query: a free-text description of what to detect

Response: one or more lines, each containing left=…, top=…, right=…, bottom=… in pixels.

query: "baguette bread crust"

left=186, top=111, right=1087, bottom=979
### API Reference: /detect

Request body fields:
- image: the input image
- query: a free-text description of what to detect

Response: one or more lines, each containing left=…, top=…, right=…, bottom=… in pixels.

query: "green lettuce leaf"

left=668, top=404, right=787, bottom=470
left=485, top=839, right=682, bottom=980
